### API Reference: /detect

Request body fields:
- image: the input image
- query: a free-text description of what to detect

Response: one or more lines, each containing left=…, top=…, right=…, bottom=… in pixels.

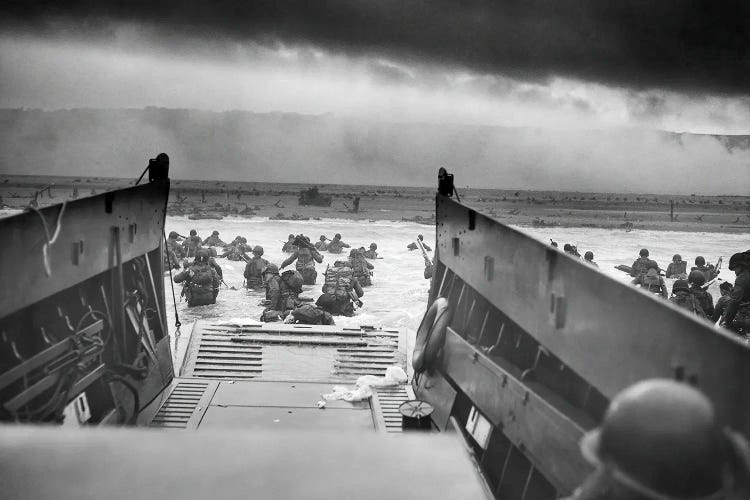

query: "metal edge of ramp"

left=371, top=385, right=416, bottom=433
left=148, top=379, right=218, bottom=429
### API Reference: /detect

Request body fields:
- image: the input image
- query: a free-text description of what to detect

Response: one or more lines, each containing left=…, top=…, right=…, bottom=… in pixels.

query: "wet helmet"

left=672, top=279, right=690, bottom=293
left=262, top=264, right=279, bottom=275
left=190, top=229, right=197, bottom=236
left=320, top=235, right=326, bottom=241
left=316, top=293, right=336, bottom=310
left=673, top=254, right=681, bottom=262
left=727, top=251, right=750, bottom=271
left=584, top=251, right=594, bottom=260
left=168, top=231, right=179, bottom=238
left=639, top=248, right=649, bottom=257
left=695, top=256, right=706, bottom=266
left=212, top=230, right=219, bottom=235
left=195, top=249, right=210, bottom=263
left=370, top=243, right=377, bottom=250
left=252, top=245, right=264, bottom=256
left=563, top=244, right=572, bottom=252
left=334, top=233, right=342, bottom=239
left=580, top=379, right=726, bottom=500
left=688, top=270, right=706, bottom=286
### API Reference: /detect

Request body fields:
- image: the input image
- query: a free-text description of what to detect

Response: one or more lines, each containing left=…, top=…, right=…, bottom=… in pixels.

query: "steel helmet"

left=639, top=248, right=649, bottom=257
left=316, top=293, right=336, bottom=310
left=190, top=229, right=197, bottom=236
left=240, top=237, right=247, bottom=243
left=580, top=379, right=726, bottom=499
left=195, top=249, right=209, bottom=263
left=728, top=251, right=750, bottom=271
left=673, top=254, right=682, bottom=262
left=262, top=263, right=279, bottom=275
left=252, top=245, right=264, bottom=256
left=320, top=235, right=326, bottom=241
left=584, top=251, right=594, bottom=260
left=688, top=270, right=706, bottom=286
left=212, top=230, right=219, bottom=235
left=672, top=279, right=690, bottom=293
left=369, top=243, right=377, bottom=250
left=334, top=233, right=342, bottom=239
left=695, top=256, right=706, bottom=266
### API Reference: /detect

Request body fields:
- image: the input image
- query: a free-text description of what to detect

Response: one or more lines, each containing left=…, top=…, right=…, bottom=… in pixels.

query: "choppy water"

left=164, top=216, right=747, bottom=370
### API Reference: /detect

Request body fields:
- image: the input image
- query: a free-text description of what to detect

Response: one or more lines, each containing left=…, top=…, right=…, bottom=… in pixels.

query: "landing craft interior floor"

left=140, top=320, right=414, bottom=432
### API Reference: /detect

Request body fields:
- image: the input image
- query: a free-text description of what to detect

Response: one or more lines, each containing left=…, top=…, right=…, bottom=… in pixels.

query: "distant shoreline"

left=1, top=175, right=748, bottom=234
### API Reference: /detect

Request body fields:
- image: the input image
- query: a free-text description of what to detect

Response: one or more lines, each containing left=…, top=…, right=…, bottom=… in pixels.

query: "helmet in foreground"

left=639, top=248, right=649, bottom=257
left=728, top=251, right=750, bottom=271
left=695, top=256, right=706, bottom=266
left=580, top=379, right=727, bottom=500
left=195, top=249, right=210, bottom=263
left=672, top=279, right=689, bottom=293
left=688, top=270, right=706, bottom=286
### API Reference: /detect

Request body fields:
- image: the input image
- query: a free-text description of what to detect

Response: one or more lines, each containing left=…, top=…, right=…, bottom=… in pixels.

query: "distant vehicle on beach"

left=298, top=186, right=332, bottom=206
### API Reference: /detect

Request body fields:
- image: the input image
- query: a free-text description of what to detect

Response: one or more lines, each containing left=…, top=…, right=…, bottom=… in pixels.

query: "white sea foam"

left=165, top=215, right=746, bottom=370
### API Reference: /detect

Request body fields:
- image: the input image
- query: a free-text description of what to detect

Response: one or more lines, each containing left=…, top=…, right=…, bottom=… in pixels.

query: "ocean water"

left=164, top=215, right=746, bottom=370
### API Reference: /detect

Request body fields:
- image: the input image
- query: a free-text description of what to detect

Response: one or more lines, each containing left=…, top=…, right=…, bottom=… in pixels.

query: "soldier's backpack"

left=281, top=270, right=303, bottom=293
left=192, top=265, right=214, bottom=287
left=670, top=291, right=705, bottom=317
left=642, top=268, right=662, bottom=293
left=290, top=304, right=333, bottom=325
left=323, top=265, right=354, bottom=300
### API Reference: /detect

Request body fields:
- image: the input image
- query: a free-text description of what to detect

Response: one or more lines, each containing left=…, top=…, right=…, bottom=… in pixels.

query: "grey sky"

left=0, top=5, right=748, bottom=192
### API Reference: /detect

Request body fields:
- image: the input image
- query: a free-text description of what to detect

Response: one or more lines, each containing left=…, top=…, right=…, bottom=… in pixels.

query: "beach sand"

left=1, top=174, right=748, bottom=233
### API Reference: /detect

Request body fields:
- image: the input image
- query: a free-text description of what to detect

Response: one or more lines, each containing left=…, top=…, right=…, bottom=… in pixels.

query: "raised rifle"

left=416, top=238, right=432, bottom=267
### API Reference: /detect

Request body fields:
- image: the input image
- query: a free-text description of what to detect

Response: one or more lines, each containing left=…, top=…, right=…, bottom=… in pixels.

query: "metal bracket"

left=550, top=293, right=566, bottom=329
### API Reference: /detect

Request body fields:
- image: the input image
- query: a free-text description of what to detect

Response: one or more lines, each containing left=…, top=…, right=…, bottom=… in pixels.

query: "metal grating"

left=150, top=381, right=209, bottom=429
left=187, top=332, right=263, bottom=380
left=371, top=385, right=415, bottom=433
left=335, top=346, right=399, bottom=377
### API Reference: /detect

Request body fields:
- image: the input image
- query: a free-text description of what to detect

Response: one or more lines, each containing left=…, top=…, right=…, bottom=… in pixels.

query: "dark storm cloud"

left=3, top=1, right=749, bottom=95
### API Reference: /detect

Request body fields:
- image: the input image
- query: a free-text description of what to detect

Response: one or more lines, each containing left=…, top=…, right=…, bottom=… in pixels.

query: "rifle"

left=293, top=234, right=318, bottom=252
left=348, top=288, right=363, bottom=309
left=416, top=238, right=432, bottom=267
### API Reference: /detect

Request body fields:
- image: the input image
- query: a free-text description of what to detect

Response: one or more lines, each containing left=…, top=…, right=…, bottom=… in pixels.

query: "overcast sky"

left=0, top=2, right=749, bottom=191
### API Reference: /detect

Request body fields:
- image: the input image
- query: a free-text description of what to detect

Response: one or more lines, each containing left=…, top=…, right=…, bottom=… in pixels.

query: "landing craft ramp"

left=413, top=176, right=750, bottom=498
left=141, top=320, right=414, bottom=433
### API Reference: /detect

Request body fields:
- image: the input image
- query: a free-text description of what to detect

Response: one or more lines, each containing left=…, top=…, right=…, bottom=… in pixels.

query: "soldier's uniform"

left=203, top=231, right=226, bottom=247
left=173, top=252, right=221, bottom=307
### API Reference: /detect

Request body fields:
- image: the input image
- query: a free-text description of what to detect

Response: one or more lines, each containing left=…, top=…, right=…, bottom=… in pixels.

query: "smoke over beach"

left=0, top=108, right=748, bottom=195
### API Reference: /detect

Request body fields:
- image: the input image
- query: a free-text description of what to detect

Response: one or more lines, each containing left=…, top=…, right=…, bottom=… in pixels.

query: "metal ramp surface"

left=144, top=320, right=414, bottom=432
left=180, top=320, right=405, bottom=382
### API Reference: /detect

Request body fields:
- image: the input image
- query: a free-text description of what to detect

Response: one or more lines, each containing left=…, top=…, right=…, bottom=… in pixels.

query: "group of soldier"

left=549, top=238, right=750, bottom=335
left=164, top=229, right=388, bottom=325
left=628, top=248, right=750, bottom=335
left=552, top=240, right=599, bottom=267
